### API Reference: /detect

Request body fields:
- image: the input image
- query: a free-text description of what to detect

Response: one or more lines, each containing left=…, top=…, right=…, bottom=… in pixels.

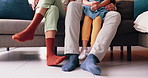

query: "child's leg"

left=79, top=15, right=92, bottom=59
left=82, top=15, right=93, bottom=48
left=91, top=16, right=102, bottom=47
left=12, top=0, right=55, bottom=42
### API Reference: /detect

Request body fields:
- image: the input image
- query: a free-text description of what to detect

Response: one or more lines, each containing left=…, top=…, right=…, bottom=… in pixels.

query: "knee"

left=50, top=5, right=58, bottom=11
left=45, top=5, right=59, bottom=18
left=49, top=5, right=59, bottom=13
left=112, top=11, right=121, bottom=19
left=67, top=1, right=82, bottom=9
left=103, top=11, right=121, bottom=28
left=106, top=11, right=121, bottom=20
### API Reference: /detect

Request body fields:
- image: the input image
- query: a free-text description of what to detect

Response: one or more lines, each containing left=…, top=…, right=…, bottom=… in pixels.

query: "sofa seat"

left=0, top=19, right=44, bottom=35
left=0, top=19, right=65, bottom=36
left=138, top=33, right=148, bottom=48
left=0, top=19, right=65, bottom=47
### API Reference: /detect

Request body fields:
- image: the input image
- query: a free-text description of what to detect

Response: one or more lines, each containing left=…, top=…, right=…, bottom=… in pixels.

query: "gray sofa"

left=0, top=1, right=147, bottom=61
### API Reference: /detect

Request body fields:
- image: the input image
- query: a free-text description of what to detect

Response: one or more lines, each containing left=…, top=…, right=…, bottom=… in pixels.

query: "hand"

left=32, top=0, right=39, bottom=10
left=90, top=1, right=99, bottom=11
left=105, top=3, right=116, bottom=11
left=91, top=4, right=98, bottom=11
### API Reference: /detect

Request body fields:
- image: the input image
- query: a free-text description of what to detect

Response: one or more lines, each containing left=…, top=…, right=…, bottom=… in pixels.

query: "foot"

left=62, top=54, right=79, bottom=71
left=80, top=54, right=101, bottom=75
left=78, top=48, right=89, bottom=60
left=47, top=55, right=66, bottom=66
left=12, top=30, right=34, bottom=42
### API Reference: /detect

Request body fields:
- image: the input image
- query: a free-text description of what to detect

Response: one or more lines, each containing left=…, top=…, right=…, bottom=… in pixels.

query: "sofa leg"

left=120, top=46, right=124, bottom=60
left=54, top=47, right=57, bottom=55
left=127, top=46, right=131, bottom=61
left=110, top=46, right=114, bottom=61
left=7, top=47, right=10, bottom=51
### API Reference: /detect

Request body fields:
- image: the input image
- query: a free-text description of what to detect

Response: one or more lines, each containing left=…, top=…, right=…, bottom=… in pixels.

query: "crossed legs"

left=12, top=0, right=66, bottom=66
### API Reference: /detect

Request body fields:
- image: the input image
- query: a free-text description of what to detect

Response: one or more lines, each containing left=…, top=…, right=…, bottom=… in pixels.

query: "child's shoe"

left=79, top=48, right=89, bottom=60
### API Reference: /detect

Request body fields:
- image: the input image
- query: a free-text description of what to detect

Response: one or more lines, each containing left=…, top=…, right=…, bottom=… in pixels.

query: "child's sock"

left=12, top=13, right=43, bottom=42
left=78, top=47, right=88, bottom=59
left=46, top=38, right=66, bottom=66
left=80, top=54, right=101, bottom=75
left=62, top=54, right=79, bottom=71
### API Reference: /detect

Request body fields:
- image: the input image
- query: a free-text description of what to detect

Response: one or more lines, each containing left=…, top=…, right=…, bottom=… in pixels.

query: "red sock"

left=12, top=13, right=43, bottom=42
left=46, top=38, right=66, bottom=66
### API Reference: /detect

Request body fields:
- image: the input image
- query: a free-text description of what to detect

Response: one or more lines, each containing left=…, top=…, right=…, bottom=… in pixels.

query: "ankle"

left=69, top=54, right=79, bottom=60
left=88, top=54, right=100, bottom=63
left=82, top=47, right=88, bottom=50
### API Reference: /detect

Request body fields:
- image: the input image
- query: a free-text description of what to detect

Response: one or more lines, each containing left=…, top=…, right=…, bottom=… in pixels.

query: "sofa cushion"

left=0, top=19, right=65, bottom=36
left=138, top=33, right=148, bottom=48
left=0, top=19, right=44, bottom=35
left=116, top=1, right=134, bottom=20
left=0, top=0, right=33, bottom=20
left=134, top=0, right=148, bottom=19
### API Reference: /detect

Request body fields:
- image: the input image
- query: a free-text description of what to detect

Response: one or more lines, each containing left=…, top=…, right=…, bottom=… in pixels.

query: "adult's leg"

left=12, top=8, right=45, bottom=42
left=44, top=5, right=66, bottom=66
left=90, top=11, right=121, bottom=61
left=64, top=1, right=82, bottom=54
left=62, top=1, right=82, bottom=71
left=44, top=0, right=66, bottom=66
left=81, top=11, right=121, bottom=75
left=12, top=0, right=55, bottom=42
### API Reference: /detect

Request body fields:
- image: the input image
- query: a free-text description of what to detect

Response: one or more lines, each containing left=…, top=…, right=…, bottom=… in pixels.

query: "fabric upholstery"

left=138, top=33, right=148, bottom=48
left=0, top=19, right=65, bottom=35
left=116, top=1, right=134, bottom=20
left=0, top=0, right=33, bottom=20
left=0, top=19, right=44, bottom=35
